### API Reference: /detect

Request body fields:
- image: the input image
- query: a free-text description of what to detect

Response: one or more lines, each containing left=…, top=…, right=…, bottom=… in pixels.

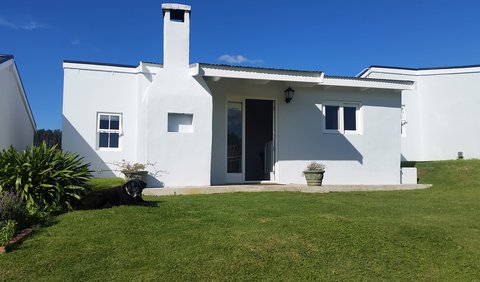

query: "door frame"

left=225, top=97, right=277, bottom=183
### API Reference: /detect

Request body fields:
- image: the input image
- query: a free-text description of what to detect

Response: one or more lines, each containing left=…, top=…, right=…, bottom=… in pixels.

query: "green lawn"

left=87, top=177, right=125, bottom=191
left=1, top=160, right=479, bottom=281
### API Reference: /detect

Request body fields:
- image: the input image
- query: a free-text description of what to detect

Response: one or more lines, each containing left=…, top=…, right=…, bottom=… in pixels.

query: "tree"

left=34, top=129, right=62, bottom=149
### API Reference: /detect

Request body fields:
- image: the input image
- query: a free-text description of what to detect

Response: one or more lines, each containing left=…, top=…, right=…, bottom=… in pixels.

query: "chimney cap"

left=162, top=3, right=191, bottom=12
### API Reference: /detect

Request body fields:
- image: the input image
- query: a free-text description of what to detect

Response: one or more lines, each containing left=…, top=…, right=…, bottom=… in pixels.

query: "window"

left=98, top=113, right=121, bottom=149
left=168, top=113, right=193, bottom=133
left=325, top=106, right=339, bottom=130
left=323, top=103, right=361, bottom=134
left=227, top=102, right=242, bottom=173
left=343, top=107, right=357, bottom=131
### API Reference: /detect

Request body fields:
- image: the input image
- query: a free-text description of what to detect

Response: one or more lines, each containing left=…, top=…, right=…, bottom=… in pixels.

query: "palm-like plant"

left=0, top=143, right=91, bottom=212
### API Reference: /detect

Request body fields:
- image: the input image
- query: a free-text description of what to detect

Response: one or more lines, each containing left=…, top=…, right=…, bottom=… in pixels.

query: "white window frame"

left=97, top=112, right=123, bottom=150
left=322, top=102, right=362, bottom=135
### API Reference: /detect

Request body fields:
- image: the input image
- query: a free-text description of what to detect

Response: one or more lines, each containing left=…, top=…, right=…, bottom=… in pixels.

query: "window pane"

left=110, top=115, right=120, bottom=130
left=99, top=133, right=109, bottom=147
left=99, top=115, right=109, bottom=129
left=344, top=107, right=357, bottom=131
left=109, top=133, right=119, bottom=148
left=325, top=106, right=339, bottom=130
left=227, top=102, right=242, bottom=173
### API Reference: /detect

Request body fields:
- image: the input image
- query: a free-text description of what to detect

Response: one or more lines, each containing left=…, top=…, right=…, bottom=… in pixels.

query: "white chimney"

left=162, top=3, right=191, bottom=69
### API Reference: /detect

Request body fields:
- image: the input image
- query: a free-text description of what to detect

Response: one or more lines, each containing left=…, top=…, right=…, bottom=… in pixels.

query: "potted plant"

left=303, top=161, right=325, bottom=186
left=113, top=160, right=149, bottom=181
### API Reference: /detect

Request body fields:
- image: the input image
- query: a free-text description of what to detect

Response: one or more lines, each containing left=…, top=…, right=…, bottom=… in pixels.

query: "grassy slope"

left=0, top=161, right=479, bottom=281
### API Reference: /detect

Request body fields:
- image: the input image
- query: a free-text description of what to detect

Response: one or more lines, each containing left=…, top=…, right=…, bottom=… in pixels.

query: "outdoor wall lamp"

left=284, top=86, right=295, bottom=103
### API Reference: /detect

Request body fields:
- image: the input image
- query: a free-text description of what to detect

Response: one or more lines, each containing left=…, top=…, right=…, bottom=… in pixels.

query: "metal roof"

left=61, top=59, right=412, bottom=86
left=198, top=63, right=323, bottom=74
left=63, top=59, right=137, bottom=68
left=325, top=75, right=414, bottom=85
left=358, top=64, right=480, bottom=77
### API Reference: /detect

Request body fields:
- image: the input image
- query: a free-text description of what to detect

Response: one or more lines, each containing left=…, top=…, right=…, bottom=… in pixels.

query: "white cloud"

left=0, top=16, right=45, bottom=31
left=218, top=54, right=264, bottom=65
left=0, top=17, right=18, bottom=29
left=21, top=20, right=45, bottom=31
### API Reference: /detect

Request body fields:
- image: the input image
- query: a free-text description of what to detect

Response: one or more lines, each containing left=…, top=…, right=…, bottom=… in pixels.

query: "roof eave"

left=192, top=63, right=324, bottom=85
left=323, top=76, right=414, bottom=91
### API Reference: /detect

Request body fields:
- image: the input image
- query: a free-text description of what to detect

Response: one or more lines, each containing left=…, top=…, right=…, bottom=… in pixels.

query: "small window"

left=98, top=113, right=122, bottom=149
left=323, top=103, right=361, bottom=134
left=168, top=113, right=193, bottom=133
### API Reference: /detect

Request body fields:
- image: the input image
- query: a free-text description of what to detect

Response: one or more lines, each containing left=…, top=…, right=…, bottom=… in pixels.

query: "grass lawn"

left=87, top=177, right=125, bottom=191
left=1, top=161, right=479, bottom=280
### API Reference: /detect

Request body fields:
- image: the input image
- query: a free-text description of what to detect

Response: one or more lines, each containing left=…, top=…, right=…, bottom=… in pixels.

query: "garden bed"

left=0, top=226, right=36, bottom=253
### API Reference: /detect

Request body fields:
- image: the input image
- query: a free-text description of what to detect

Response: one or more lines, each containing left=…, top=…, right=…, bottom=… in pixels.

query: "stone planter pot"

left=123, top=171, right=148, bottom=182
left=303, top=170, right=325, bottom=186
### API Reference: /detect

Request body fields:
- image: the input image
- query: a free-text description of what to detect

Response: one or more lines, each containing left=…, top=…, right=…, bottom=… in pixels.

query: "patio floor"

left=143, top=184, right=432, bottom=196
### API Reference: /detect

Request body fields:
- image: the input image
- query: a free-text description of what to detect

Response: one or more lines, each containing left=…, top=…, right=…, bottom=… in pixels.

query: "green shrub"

left=0, top=191, right=28, bottom=229
left=0, top=143, right=92, bottom=212
left=0, top=220, right=17, bottom=246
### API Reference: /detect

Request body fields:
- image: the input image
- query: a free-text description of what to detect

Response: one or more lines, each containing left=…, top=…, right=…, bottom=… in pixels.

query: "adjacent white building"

left=63, top=3, right=415, bottom=187
left=360, top=65, right=480, bottom=161
left=0, top=55, right=36, bottom=150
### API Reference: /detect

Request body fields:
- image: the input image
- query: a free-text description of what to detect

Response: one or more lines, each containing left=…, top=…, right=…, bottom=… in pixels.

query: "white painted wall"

left=143, top=69, right=212, bottom=187
left=62, top=63, right=140, bottom=178
left=63, top=4, right=212, bottom=187
left=143, top=6, right=212, bottom=187
left=0, top=59, right=35, bottom=150
left=209, top=79, right=401, bottom=185
left=365, top=67, right=480, bottom=161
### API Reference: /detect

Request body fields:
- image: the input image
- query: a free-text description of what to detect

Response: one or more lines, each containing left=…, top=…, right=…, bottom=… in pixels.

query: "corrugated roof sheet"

left=358, top=64, right=480, bottom=77
left=325, top=75, right=414, bottom=85
left=198, top=63, right=323, bottom=74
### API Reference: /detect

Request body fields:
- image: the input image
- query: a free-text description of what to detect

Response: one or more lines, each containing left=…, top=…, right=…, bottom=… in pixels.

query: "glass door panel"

left=227, top=102, right=242, bottom=174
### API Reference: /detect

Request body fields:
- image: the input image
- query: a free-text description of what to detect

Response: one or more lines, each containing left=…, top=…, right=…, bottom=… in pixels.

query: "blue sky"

left=2, top=0, right=480, bottom=129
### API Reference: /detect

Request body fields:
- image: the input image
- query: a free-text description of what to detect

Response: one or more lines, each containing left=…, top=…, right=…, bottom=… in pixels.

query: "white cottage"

left=0, top=55, right=36, bottom=150
left=62, top=3, right=413, bottom=187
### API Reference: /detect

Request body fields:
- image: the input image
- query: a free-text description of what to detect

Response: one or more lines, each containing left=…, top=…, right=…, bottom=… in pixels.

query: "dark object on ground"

left=79, top=179, right=155, bottom=210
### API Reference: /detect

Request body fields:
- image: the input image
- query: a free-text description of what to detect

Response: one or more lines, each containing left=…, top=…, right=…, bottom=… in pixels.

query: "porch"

left=143, top=183, right=431, bottom=196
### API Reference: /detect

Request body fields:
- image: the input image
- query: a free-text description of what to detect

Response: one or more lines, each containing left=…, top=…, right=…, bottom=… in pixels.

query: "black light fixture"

left=284, top=86, right=295, bottom=103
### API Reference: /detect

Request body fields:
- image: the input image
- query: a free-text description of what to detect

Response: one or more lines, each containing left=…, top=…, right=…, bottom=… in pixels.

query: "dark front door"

left=245, top=99, right=274, bottom=181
